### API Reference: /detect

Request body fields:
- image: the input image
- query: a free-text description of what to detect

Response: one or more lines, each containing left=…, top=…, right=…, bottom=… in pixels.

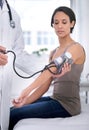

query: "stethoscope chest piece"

left=10, top=20, right=15, bottom=28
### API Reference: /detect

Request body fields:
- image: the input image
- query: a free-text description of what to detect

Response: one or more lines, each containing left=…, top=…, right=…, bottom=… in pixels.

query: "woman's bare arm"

left=14, top=66, right=56, bottom=101
left=13, top=62, right=71, bottom=108
left=13, top=78, right=52, bottom=107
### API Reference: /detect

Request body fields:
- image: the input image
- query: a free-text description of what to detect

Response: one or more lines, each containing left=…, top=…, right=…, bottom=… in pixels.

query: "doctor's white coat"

left=0, top=1, right=34, bottom=130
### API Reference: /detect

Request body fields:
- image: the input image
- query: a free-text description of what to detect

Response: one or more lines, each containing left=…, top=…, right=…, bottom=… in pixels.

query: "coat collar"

left=1, top=0, right=9, bottom=12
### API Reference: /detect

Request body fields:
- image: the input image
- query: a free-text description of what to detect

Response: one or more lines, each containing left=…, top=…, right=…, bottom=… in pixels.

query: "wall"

left=70, top=0, right=89, bottom=80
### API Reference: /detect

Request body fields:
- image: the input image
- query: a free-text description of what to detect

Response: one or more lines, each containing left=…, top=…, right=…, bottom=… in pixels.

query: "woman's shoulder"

left=68, top=42, right=86, bottom=64
left=67, top=42, right=85, bottom=52
left=73, top=41, right=84, bottom=48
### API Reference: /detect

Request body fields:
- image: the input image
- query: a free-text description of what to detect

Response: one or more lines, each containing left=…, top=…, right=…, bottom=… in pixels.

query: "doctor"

left=0, top=0, right=34, bottom=130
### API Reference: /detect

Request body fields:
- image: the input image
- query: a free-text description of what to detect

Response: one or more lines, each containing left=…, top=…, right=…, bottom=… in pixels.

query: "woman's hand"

left=12, top=89, right=29, bottom=107
left=12, top=95, right=28, bottom=108
left=0, top=46, right=8, bottom=65
left=52, top=62, right=71, bottom=78
left=12, top=86, right=32, bottom=108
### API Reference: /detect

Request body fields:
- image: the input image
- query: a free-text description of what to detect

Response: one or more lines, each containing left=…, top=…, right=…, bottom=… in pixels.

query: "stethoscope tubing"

left=5, top=0, right=15, bottom=28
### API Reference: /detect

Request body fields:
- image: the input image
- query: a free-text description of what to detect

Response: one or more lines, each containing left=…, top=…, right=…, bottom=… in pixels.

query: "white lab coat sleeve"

left=11, top=12, right=35, bottom=75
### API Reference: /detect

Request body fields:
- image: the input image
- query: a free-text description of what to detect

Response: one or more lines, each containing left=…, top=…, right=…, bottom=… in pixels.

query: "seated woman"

left=9, top=6, right=86, bottom=130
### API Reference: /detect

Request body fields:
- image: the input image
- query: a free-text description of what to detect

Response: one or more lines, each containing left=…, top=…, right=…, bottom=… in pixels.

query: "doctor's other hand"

left=0, top=46, right=8, bottom=65
left=52, top=63, right=71, bottom=78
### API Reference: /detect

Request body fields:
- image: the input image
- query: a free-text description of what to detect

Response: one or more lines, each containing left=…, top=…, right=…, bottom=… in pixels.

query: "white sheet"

left=13, top=104, right=89, bottom=130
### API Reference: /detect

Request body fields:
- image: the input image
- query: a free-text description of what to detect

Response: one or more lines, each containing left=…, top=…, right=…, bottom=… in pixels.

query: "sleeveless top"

left=51, top=43, right=85, bottom=116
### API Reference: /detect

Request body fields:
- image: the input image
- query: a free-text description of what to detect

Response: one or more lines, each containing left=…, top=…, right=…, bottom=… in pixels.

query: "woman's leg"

left=9, top=96, right=71, bottom=130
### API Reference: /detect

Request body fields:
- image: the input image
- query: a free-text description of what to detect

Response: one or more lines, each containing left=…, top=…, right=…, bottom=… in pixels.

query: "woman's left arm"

left=68, top=44, right=85, bottom=64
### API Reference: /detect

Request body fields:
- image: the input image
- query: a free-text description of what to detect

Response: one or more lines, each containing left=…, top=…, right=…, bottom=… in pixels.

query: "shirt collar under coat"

left=0, top=0, right=9, bottom=12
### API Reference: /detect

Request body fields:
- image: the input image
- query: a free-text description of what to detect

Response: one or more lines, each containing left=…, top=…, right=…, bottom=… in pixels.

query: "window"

left=23, top=31, right=31, bottom=45
left=9, top=0, right=70, bottom=53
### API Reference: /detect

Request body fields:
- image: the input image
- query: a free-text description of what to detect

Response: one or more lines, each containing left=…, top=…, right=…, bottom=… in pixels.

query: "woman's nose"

left=58, top=23, right=62, bottom=28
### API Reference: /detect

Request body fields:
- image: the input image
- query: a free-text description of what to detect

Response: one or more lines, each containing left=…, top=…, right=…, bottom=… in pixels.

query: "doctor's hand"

left=0, top=46, right=8, bottom=65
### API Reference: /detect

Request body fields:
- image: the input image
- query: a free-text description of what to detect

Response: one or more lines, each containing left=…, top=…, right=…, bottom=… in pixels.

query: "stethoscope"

left=5, top=0, right=15, bottom=28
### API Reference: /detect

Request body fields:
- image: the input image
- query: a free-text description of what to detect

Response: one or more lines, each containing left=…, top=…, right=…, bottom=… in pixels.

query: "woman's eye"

left=62, top=22, right=67, bottom=24
left=54, top=21, right=67, bottom=25
left=54, top=22, right=59, bottom=25
left=62, top=20, right=67, bottom=24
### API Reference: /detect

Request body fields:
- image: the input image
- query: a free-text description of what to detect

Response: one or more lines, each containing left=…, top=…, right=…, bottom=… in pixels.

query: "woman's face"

left=53, top=11, right=74, bottom=38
